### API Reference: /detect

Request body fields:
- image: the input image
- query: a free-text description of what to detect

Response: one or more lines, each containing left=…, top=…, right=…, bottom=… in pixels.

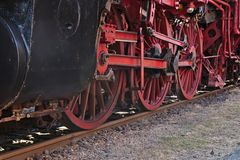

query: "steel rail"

left=0, top=85, right=237, bottom=160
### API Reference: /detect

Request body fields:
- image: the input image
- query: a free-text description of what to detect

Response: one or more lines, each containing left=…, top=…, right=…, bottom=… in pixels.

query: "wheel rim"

left=136, top=8, right=172, bottom=111
left=65, top=73, right=123, bottom=129
left=216, top=43, right=226, bottom=82
left=64, top=6, right=125, bottom=129
left=176, top=19, right=203, bottom=100
left=136, top=73, right=171, bottom=110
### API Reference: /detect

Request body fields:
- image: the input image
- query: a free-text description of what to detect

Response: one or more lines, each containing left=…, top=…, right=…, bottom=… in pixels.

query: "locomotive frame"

left=0, top=0, right=239, bottom=130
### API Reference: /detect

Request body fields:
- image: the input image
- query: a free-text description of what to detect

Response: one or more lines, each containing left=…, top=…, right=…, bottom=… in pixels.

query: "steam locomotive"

left=0, top=0, right=239, bottom=130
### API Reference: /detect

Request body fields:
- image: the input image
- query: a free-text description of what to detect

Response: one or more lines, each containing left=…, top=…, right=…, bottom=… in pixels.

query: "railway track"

left=0, top=85, right=237, bottom=160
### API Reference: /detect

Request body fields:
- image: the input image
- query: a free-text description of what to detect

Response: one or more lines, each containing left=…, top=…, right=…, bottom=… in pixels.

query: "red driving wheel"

left=176, top=19, right=203, bottom=100
left=135, top=8, right=172, bottom=111
left=63, top=6, right=125, bottom=130
left=64, top=75, right=123, bottom=130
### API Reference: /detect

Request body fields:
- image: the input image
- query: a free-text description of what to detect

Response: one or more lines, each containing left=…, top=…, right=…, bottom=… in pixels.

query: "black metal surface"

left=0, top=17, right=28, bottom=107
left=0, top=0, right=107, bottom=107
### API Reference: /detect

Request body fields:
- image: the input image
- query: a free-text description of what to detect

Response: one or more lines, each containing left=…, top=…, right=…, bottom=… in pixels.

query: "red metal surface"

left=233, top=0, right=240, bottom=35
left=203, top=0, right=240, bottom=87
left=1, top=0, right=240, bottom=130
left=101, top=25, right=138, bottom=44
left=115, top=31, right=138, bottom=43
left=151, top=29, right=186, bottom=47
left=135, top=73, right=171, bottom=110
left=63, top=0, right=240, bottom=128
left=97, top=44, right=109, bottom=74
left=203, top=21, right=222, bottom=52
left=140, top=28, right=145, bottom=90
left=64, top=5, right=125, bottom=129
left=64, top=74, right=123, bottom=129
left=108, top=54, right=167, bottom=69
left=54, top=0, right=240, bottom=131
left=176, top=19, right=203, bottom=100
left=135, top=6, right=172, bottom=110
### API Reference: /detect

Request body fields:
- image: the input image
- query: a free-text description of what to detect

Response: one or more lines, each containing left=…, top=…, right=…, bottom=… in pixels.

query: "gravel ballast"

left=38, top=88, right=240, bottom=160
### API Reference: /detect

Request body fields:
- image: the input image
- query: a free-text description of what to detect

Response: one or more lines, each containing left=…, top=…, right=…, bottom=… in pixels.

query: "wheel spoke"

left=151, top=79, right=156, bottom=103
left=180, top=69, right=187, bottom=79
left=96, top=82, right=105, bottom=112
left=145, top=80, right=153, bottom=102
left=195, top=44, right=199, bottom=50
left=187, top=71, right=193, bottom=92
left=71, top=95, right=80, bottom=113
left=79, top=84, right=91, bottom=120
left=156, top=77, right=161, bottom=97
left=69, top=96, right=77, bottom=112
left=144, top=39, right=151, bottom=48
left=187, top=27, right=192, bottom=46
left=159, top=76, right=164, bottom=87
left=183, top=71, right=189, bottom=90
left=89, top=81, right=96, bottom=120
left=193, top=34, right=197, bottom=46
left=102, top=81, right=113, bottom=97
left=144, top=78, right=150, bottom=90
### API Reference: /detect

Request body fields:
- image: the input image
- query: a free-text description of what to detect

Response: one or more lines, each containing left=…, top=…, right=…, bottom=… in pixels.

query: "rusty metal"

left=0, top=109, right=62, bottom=124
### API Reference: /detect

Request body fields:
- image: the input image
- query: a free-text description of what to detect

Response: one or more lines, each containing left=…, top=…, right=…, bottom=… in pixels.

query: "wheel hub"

left=188, top=46, right=197, bottom=70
